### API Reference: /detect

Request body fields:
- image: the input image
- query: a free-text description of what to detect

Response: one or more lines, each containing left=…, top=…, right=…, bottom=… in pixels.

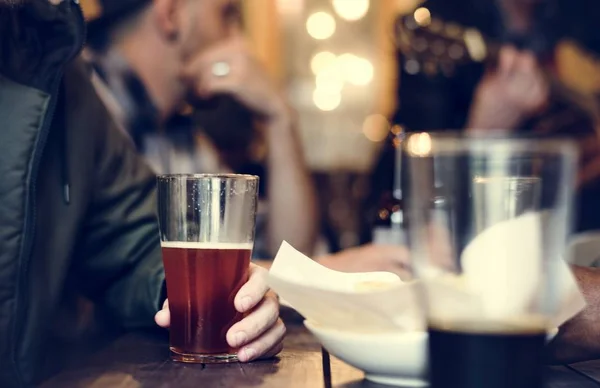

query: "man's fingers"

left=188, top=36, right=246, bottom=66
left=227, top=293, right=279, bottom=348
left=498, top=45, right=518, bottom=75
left=235, top=264, right=270, bottom=313
left=155, top=308, right=170, bottom=328
left=199, top=75, right=245, bottom=99
left=317, top=244, right=411, bottom=275
left=375, top=245, right=411, bottom=265
left=516, top=50, right=537, bottom=73
left=180, top=39, right=248, bottom=86
left=261, top=342, right=284, bottom=360
left=237, top=319, right=286, bottom=362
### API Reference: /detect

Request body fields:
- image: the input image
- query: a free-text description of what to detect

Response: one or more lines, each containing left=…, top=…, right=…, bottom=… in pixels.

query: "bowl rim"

left=303, top=320, right=428, bottom=341
left=304, top=320, right=558, bottom=341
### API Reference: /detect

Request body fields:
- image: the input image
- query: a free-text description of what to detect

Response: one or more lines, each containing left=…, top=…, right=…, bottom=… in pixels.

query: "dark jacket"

left=0, top=1, right=165, bottom=386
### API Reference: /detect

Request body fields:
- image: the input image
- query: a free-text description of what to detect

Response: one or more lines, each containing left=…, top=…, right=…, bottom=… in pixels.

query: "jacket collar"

left=0, top=0, right=85, bottom=92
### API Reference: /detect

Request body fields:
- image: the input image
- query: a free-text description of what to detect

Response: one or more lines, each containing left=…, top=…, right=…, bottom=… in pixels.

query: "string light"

left=313, top=89, right=341, bottom=111
left=363, top=114, right=390, bottom=142
left=414, top=7, right=432, bottom=27
left=332, top=0, right=370, bottom=21
left=407, top=132, right=432, bottom=156
left=306, top=12, right=336, bottom=40
left=316, top=67, right=344, bottom=93
left=337, top=54, right=374, bottom=86
left=311, top=51, right=337, bottom=75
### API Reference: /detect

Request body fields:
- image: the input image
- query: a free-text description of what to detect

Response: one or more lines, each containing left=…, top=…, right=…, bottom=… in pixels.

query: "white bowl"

left=304, top=320, right=428, bottom=387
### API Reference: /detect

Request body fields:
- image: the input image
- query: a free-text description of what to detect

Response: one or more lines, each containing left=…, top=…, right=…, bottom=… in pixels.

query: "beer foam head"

left=160, top=241, right=254, bottom=250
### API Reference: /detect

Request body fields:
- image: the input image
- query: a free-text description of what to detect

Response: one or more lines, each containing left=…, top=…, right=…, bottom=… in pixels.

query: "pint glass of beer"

left=404, top=133, right=577, bottom=388
left=157, top=174, right=259, bottom=363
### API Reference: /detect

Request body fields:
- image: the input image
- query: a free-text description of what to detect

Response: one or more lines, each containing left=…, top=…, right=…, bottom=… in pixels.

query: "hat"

left=80, top=0, right=151, bottom=28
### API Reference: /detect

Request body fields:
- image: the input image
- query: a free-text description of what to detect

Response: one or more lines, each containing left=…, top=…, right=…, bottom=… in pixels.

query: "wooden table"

left=41, top=310, right=600, bottom=387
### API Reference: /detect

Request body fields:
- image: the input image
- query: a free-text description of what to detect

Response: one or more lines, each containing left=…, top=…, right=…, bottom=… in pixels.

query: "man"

left=0, top=1, right=283, bottom=387
left=83, top=0, right=318, bottom=258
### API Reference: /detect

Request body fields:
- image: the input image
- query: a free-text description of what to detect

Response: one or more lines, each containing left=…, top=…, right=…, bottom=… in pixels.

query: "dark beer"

left=429, top=323, right=546, bottom=388
left=162, top=242, right=252, bottom=361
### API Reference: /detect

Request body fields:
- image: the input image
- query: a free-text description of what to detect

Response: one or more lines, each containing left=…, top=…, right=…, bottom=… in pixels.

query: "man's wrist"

left=466, top=110, right=524, bottom=131
left=264, top=98, right=295, bottom=126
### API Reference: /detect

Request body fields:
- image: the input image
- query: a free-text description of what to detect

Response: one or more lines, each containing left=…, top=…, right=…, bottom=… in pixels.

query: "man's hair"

left=86, top=2, right=152, bottom=52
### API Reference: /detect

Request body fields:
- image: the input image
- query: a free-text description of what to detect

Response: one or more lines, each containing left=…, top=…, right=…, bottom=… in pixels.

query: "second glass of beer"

left=157, top=174, right=259, bottom=363
left=404, top=133, right=577, bottom=388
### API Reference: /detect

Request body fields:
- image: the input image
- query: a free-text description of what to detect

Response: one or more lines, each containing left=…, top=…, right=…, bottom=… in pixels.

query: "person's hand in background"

left=180, top=36, right=290, bottom=124
left=467, top=46, right=550, bottom=131
left=316, top=244, right=412, bottom=281
left=155, top=264, right=285, bottom=362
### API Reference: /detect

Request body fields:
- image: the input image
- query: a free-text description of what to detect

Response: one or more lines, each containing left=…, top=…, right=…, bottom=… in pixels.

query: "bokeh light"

left=407, top=132, right=432, bottom=156
left=414, top=7, right=432, bottom=27
left=362, top=114, right=390, bottom=142
left=337, top=54, right=374, bottom=86
left=313, top=89, right=342, bottom=111
left=306, top=12, right=336, bottom=40
left=277, top=0, right=304, bottom=16
left=316, top=66, right=344, bottom=93
left=311, top=51, right=337, bottom=75
left=332, top=0, right=370, bottom=21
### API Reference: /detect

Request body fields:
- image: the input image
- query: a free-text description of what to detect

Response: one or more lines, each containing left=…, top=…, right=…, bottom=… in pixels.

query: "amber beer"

left=157, top=173, right=258, bottom=363
left=162, top=242, right=252, bottom=359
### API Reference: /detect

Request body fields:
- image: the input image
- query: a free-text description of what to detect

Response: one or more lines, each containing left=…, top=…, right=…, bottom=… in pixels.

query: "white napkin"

left=426, top=212, right=586, bottom=328
left=268, top=241, right=423, bottom=332
left=269, top=212, right=586, bottom=332
left=462, top=212, right=543, bottom=320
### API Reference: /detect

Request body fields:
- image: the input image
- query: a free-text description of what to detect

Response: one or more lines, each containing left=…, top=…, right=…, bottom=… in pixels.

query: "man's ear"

left=152, top=0, right=182, bottom=40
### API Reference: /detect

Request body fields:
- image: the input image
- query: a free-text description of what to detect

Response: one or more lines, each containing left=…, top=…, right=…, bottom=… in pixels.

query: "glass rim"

left=157, top=173, right=259, bottom=182
left=402, top=131, right=579, bottom=158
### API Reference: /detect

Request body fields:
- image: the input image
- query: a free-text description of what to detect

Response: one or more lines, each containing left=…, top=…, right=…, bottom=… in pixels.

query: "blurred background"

left=247, top=0, right=413, bottom=253
left=81, top=0, right=600, bottom=256
left=238, top=0, right=600, bottom=253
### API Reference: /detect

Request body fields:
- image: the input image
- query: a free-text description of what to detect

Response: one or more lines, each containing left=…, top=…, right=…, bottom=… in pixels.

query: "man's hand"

left=180, top=37, right=289, bottom=123
left=317, top=244, right=412, bottom=280
left=155, top=264, right=285, bottom=362
left=547, top=265, right=600, bottom=364
left=467, top=46, right=550, bottom=130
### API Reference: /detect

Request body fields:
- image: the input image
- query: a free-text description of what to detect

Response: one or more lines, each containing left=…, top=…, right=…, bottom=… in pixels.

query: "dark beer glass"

left=404, top=133, right=577, bottom=388
left=157, top=174, right=258, bottom=363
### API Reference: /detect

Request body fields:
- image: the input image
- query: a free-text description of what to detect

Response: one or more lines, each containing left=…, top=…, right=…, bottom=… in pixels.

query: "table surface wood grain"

left=41, top=310, right=600, bottom=388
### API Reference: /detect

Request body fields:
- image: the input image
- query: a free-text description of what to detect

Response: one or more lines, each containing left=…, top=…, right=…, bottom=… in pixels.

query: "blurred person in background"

left=368, top=0, right=600, bottom=235
left=364, top=0, right=600, bottom=364
left=81, top=0, right=412, bottom=323
left=0, top=1, right=284, bottom=386
left=82, top=0, right=317, bottom=258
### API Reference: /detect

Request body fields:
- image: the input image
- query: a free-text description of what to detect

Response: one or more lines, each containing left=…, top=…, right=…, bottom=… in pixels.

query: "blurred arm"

left=263, top=108, right=318, bottom=256
left=315, top=244, right=411, bottom=279
left=548, top=265, right=600, bottom=363
left=465, top=47, right=550, bottom=131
